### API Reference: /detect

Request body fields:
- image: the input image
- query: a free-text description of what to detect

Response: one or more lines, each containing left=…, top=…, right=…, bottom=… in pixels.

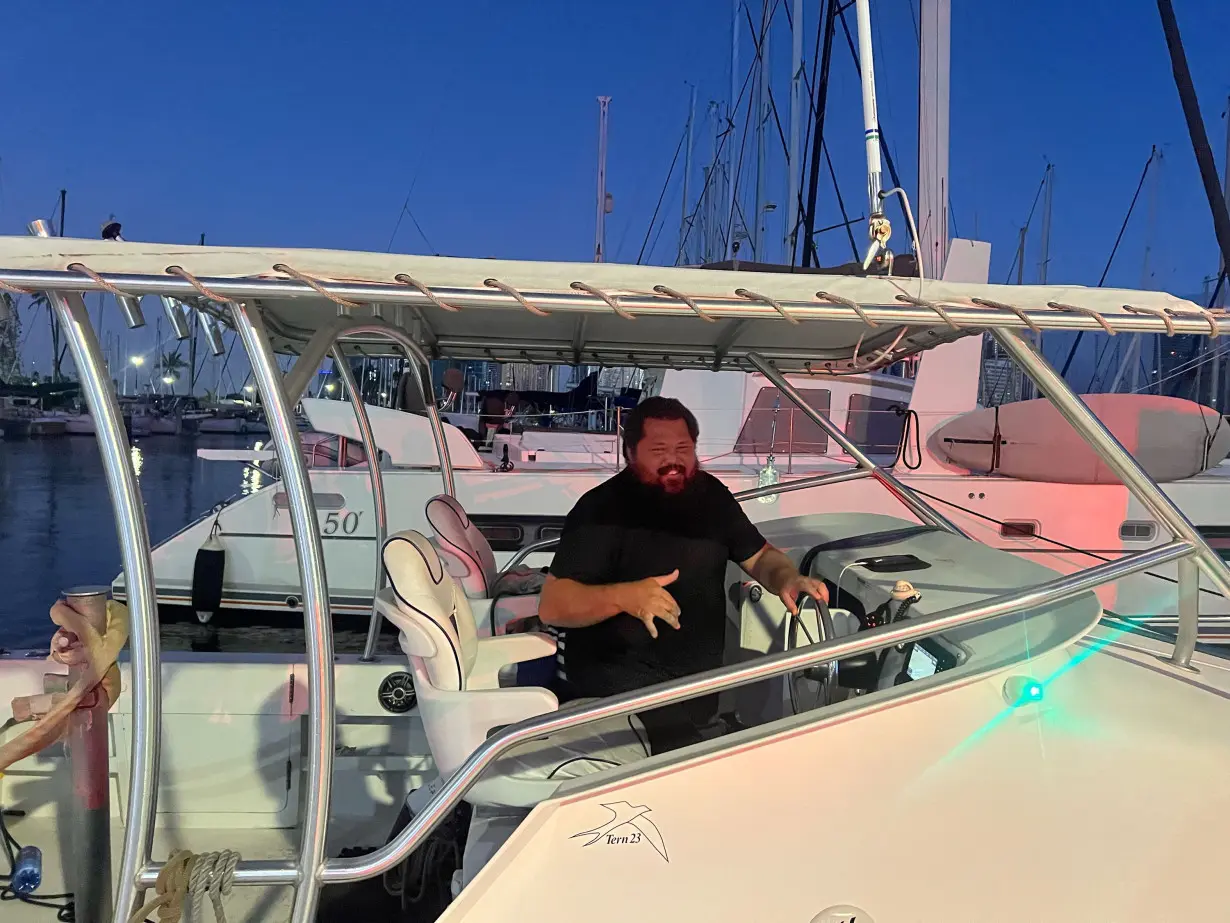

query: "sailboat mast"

left=917, top=0, right=950, bottom=278
left=786, top=0, right=804, bottom=260
left=594, top=96, right=611, bottom=263
left=752, top=0, right=771, bottom=259
left=725, top=0, right=740, bottom=261
left=678, top=84, right=697, bottom=265
left=853, top=0, right=886, bottom=268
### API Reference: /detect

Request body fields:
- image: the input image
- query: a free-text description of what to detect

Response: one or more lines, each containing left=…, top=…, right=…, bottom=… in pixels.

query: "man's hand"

left=778, top=573, right=829, bottom=615
left=619, top=570, right=681, bottom=638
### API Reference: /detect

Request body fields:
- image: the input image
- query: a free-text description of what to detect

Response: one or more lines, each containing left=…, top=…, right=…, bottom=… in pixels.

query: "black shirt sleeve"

left=548, top=493, right=618, bottom=584
left=716, top=481, right=768, bottom=563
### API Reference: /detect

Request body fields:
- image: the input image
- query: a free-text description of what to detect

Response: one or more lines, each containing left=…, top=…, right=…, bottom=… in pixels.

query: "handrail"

left=732, top=466, right=870, bottom=503
left=331, top=344, right=388, bottom=663
left=501, top=537, right=561, bottom=574
left=141, top=538, right=1194, bottom=888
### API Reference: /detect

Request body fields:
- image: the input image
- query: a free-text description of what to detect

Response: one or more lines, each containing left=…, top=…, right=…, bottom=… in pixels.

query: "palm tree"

left=159, top=350, right=188, bottom=394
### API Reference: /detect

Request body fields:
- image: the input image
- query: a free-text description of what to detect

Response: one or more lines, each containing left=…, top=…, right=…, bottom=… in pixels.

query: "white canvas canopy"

left=0, top=236, right=1223, bottom=374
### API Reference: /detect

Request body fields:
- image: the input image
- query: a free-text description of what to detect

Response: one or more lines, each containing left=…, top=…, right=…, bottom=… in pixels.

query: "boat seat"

left=375, top=530, right=648, bottom=809
left=425, top=493, right=551, bottom=636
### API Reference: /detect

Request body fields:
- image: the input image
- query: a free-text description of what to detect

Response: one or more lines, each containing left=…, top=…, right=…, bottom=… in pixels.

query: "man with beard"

left=538, top=396, right=828, bottom=753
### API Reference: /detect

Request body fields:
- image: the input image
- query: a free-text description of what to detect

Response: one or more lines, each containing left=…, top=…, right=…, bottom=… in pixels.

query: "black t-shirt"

left=548, top=468, right=767, bottom=698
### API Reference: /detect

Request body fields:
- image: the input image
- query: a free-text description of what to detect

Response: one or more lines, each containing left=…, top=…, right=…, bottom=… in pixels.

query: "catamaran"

left=2, top=227, right=1230, bottom=922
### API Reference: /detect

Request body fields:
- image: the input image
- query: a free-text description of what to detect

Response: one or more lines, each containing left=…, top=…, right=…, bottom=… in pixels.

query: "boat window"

left=1119, top=521, right=1157, bottom=542
left=477, top=523, right=524, bottom=550
left=536, top=524, right=564, bottom=542
left=273, top=491, right=346, bottom=511
left=845, top=394, right=908, bottom=455
left=735, top=387, right=831, bottom=455
left=999, top=520, right=1038, bottom=539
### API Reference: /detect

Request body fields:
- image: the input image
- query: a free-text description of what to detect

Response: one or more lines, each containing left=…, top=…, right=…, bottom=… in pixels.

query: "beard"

left=640, top=462, right=699, bottom=496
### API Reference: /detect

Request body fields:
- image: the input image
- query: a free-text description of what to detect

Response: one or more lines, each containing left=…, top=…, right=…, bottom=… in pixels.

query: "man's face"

left=629, top=417, right=698, bottom=494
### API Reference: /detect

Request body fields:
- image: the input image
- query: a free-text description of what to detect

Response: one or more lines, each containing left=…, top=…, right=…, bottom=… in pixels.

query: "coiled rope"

left=127, top=848, right=241, bottom=923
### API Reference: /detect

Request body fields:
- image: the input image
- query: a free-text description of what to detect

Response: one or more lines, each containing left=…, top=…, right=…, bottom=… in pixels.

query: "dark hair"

left=622, top=396, right=699, bottom=460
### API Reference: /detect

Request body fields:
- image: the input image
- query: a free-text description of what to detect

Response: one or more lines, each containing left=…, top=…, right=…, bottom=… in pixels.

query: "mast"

left=49, top=189, right=67, bottom=382
left=725, top=0, right=740, bottom=260
left=594, top=96, right=611, bottom=263
left=786, top=0, right=804, bottom=260
left=678, top=84, right=697, bottom=265
left=917, top=0, right=950, bottom=278
left=752, top=0, right=771, bottom=259
left=853, top=0, right=887, bottom=269
left=1156, top=0, right=1230, bottom=274
left=1214, top=95, right=1230, bottom=407
left=801, top=0, right=839, bottom=267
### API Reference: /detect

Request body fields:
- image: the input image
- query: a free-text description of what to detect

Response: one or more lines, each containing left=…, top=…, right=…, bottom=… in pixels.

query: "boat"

left=1, top=224, right=1229, bottom=921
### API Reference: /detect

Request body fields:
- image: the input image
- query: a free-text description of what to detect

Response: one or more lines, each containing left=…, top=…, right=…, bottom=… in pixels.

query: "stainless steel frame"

left=12, top=252, right=1225, bottom=920
left=745, top=351, right=967, bottom=536
left=27, top=222, right=163, bottom=921
left=992, top=328, right=1230, bottom=669
left=228, top=300, right=335, bottom=923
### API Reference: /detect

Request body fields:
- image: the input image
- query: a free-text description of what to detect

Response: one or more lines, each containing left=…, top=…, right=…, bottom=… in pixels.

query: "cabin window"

left=536, top=524, right=564, bottom=542
left=1119, top=521, right=1157, bottom=542
left=734, top=387, right=831, bottom=456
left=274, top=492, right=346, bottom=511
left=846, top=394, right=909, bottom=456
left=477, top=524, right=524, bottom=549
left=1000, top=520, right=1038, bottom=539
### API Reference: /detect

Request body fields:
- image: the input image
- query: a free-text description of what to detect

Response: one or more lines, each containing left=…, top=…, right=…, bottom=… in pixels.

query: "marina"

left=3, top=0, right=1230, bottom=921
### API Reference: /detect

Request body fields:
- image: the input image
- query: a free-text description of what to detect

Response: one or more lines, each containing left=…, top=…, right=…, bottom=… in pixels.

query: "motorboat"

left=1, top=222, right=1229, bottom=922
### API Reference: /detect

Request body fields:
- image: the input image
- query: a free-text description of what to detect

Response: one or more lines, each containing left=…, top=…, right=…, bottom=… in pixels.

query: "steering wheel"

left=785, top=594, right=841, bottom=714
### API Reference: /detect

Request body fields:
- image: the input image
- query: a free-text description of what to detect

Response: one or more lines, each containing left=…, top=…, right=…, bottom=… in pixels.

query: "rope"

left=1048, top=301, right=1116, bottom=334
left=272, top=263, right=362, bottom=309
left=893, top=293, right=959, bottom=329
left=735, top=287, right=800, bottom=324
left=970, top=296, right=1041, bottom=333
left=0, top=279, right=33, bottom=297
left=1122, top=303, right=1175, bottom=336
left=816, top=290, right=877, bottom=327
left=127, top=848, right=240, bottom=923
left=165, top=266, right=231, bottom=304
left=65, top=263, right=135, bottom=299
left=393, top=273, right=460, bottom=312
left=483, top=278, right=550, bottom=317
left=570, top=281, right=635, bottom=320
left=652, top=284, right=715, bottom=322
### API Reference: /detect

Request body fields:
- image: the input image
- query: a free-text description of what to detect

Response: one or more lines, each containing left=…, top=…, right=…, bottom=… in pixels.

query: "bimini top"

left=0, top=236, right=1222, bottom=374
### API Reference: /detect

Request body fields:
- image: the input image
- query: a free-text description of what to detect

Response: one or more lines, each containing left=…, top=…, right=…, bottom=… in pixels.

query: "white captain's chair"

left=424, top=493, right=554, bottom=636
left=375, top=529, right=648, bottom=808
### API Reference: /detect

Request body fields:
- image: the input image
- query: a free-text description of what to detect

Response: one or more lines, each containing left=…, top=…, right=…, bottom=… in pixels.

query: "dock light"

left=160, top=296, right=192, bottom=340
left=1002, top=675, right=1044, bottom=708
left=130, top=355, right=145, bottom=368
left=198, top=309, right=226, bottom=356
left=244, top=385, right=255, bottom=394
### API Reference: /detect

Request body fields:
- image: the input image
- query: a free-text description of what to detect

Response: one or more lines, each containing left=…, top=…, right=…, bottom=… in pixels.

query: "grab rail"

left=139, top=538, right=1194, bottom=888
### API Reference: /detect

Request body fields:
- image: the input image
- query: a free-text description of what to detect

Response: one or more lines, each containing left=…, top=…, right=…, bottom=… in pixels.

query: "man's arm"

left=538, top=571, right=682, bottom=639
left=739, top=543, right=829, bottom=614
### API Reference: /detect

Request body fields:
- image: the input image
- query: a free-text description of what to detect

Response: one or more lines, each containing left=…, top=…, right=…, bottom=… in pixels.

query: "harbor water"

left=0, top=434, right=258, bottom=648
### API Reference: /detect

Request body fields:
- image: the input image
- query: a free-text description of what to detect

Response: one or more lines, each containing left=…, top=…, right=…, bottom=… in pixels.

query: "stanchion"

left=61, top=586, right=112, bottom=923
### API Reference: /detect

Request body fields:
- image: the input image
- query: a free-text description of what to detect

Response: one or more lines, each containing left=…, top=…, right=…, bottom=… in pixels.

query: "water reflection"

left=242, top=440, right=266, bottom=495
left=0, top=434, right=257, bottom=646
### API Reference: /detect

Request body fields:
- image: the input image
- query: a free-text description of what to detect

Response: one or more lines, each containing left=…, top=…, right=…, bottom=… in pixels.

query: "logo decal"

left=571, top=801, right=669, bottom=862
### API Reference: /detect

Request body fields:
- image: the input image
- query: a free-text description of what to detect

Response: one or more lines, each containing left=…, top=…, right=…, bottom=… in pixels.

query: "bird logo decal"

left=571, top=801, right=669, bottom=862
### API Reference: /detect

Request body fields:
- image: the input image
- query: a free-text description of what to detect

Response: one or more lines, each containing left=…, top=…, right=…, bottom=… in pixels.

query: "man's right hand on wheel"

left=620, top=570, right=681, bottom=638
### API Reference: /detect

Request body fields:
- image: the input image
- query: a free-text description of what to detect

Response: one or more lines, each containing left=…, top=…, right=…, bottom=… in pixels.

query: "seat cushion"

left=492, top=566, right=547, bottom=598
left=468, top=702, right=650, bottom=809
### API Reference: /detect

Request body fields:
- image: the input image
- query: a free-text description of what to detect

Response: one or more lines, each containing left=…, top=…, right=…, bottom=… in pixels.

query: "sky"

left=3, top=0, right=1230, bottom=390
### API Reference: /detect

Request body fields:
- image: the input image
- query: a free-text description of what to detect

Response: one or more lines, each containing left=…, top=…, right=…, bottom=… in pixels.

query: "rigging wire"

left=1058, top=147, right=1157, bottom=379
left=635, top=125, right=689, bottom=265
left=1001, top=168, right=1051, bottom=284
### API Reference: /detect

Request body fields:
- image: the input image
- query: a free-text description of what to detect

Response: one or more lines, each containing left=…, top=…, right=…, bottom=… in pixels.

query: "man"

left=538, top=396, right=828, bottom=753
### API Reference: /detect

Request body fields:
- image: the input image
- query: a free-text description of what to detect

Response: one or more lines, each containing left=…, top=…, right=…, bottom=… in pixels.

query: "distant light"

left=379, top=392, right=388, bottom=399
left=130, top=355, right=145, bottom=367
left=161, top=376, right=174, bottom=385
left=244, top=385, right=255, bottom=393
left=325, top=383, right=336, bottom=393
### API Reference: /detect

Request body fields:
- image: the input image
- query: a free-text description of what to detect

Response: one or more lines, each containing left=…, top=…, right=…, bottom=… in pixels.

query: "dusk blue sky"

left=3, top=0, right=1230, bottom=390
